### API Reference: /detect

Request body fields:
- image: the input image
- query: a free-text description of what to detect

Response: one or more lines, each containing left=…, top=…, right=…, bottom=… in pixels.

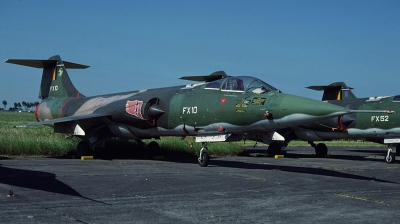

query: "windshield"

left=204, top=76, right=278, bottom=94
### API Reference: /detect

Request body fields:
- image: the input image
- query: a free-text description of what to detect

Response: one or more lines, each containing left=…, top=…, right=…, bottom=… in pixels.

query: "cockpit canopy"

left=204, top=76, right=278, bottom=94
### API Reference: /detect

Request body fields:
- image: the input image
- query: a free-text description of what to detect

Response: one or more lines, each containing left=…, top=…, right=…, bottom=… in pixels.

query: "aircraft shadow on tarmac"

left=345, top=149, right=388, bottom=154
left=44, top=145, right=396, bottom=185
left=248, top=148, right=389, bottom=163
left=207, top=159, right=397, bottom=184
left=0, top=165, right=82, bottom=197
left=0, top=165, right=110, bottom=205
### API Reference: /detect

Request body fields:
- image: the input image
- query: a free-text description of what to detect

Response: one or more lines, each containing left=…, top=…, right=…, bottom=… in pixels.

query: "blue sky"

left=1, top=0, right=399, bottom=107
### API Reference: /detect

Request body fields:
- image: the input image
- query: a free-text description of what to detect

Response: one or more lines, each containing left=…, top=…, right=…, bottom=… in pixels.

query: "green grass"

left=0, top=112, right=246, bottom=157
left=0, top=111, right=385, bottom=157
left=289, top=139, right=384, bottom=148
left=0, top=112, right=79, bottom=156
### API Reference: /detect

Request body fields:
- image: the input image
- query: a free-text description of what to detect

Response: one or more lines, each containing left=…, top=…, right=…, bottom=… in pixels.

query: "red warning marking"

left=220, top=98, right=227, bottom=105
left=126, top=100, right=145, bottom=119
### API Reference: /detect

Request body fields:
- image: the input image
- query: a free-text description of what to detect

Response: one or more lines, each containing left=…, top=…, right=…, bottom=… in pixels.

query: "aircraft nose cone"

left=280, top=95, right=348, bottom=115
left=274, top=94, right=351, bottom=127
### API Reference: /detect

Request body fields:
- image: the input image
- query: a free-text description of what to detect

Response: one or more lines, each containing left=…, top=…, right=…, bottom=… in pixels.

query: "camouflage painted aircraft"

left=270, top=82, right=398, bottom=163
left=6, top=55, right=357, bottom=167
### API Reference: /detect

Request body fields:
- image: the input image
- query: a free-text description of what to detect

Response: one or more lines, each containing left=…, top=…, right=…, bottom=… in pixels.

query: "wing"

left=13, top=113, right=109, bottom=128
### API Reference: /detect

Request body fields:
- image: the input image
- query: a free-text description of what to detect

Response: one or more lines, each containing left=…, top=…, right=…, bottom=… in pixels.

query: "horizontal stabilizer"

left=5, top=59, right=89, bottom=69
left=306, top=82, right=357, bottom=101
left=306, top=85, right=343, bottom=91
left=180, top=71, right=228, bottom=82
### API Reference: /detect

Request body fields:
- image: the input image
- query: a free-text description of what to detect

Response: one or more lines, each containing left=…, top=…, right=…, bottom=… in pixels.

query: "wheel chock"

left=274, top=155, right=284, bottom=158
left=81, top=156, right=94, bottom=160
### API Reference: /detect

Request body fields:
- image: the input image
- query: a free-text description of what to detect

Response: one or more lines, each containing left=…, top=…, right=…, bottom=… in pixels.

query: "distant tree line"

left=1, top=100, right=39, bottom=111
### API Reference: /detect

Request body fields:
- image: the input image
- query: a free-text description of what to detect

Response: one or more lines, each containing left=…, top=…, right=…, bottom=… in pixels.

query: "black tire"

left=144, top=141, right=161, bottom=159
left=198, top=152, right=210, bottom=167
left=315, top=143, right=328, bottom=157
left=268, top=142, right=282, bottom=157
left=147, top=141, right=161, bottom=151
left=396, top=145, right=400, bottom=156
left=77, top=141, right=91, bottom=157
left=385, top=152, right=396, bottom=164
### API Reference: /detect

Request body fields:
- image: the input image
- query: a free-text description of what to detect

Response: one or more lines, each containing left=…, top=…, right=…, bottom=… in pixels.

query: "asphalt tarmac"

left=0, top=146, right=399, bottom=224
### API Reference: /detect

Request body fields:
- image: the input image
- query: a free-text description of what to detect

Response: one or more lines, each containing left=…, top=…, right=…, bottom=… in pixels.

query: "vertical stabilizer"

left=306, top=82, right=357, bottom=101
left=5, top=55, right=88, bottom=100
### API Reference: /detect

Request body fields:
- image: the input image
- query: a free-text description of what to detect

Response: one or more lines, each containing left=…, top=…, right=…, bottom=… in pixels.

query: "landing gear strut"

left=309, top=141, right=328, bottom=157
left=198, top=142, right=210, bottom=167
left=385, top=145, right=396, bottom=164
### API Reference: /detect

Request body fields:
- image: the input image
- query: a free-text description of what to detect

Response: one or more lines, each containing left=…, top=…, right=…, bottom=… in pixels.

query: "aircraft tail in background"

left=306, top=82, right=357, bottom=101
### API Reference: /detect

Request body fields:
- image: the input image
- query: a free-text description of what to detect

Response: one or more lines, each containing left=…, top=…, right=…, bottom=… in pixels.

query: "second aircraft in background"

left=262, top=82, right=398, bottom=164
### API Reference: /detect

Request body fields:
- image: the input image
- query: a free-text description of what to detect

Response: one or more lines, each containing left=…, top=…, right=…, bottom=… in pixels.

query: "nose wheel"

left=198, top=142, right=210, bottom=167
left=385, top=146, right=396, bottom=164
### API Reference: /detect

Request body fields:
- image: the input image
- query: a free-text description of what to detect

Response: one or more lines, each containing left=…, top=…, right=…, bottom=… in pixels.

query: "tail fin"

left=5, top=55, right=88, bottom=99
left=306, top=82, right=357, bottom=101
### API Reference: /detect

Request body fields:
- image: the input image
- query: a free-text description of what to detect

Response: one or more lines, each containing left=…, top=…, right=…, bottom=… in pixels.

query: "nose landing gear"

left=385, top=145, right=397, bottom=164
left=198, top=142, right=210, bottom=167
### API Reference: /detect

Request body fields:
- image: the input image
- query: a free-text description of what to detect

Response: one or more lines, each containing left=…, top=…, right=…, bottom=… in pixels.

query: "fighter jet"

left=6, top=55, right=355, bottom=167
left=270, top=82, right=398, bottom=164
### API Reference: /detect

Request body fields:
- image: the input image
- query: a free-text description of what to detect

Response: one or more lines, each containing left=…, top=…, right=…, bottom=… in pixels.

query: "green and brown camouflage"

left=277, top=82, right=400, bottom=163
left=6, top=55, right=354, bottom=166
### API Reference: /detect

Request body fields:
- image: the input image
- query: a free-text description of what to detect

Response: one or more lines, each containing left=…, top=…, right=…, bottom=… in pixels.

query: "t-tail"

left=306, top=82, right=357, bottom=101
left=5, top=55, right=88, bottom=100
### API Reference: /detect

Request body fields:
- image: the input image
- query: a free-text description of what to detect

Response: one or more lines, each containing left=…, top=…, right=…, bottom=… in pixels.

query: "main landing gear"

left=76, top=138, right=163, bottom=158
left=385, top=145, right=399, bottom=164
left=143, top=141, right=161, bottom=159
left=76, top=140, right=94, bottom=157
left=76, top=138, right=107, bottom=157
left=309, top=141, right=328, bottom=157
left=198, top=142, right=210, bottom=167
left=76, top=126, right=110, bottom=157
left=267, top=142, right=285, bottom=157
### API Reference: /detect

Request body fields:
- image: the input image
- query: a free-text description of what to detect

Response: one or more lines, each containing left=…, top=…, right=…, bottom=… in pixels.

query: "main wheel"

left=396, top=145, right=400, bottom=156
left=385, top=152, right=396, bottom=164
left=268, top=142, right=282, bottom=157
left=143, top=141, right=161, bottom=159
left=147, top=141, right=161, bottom=152
left=315, top=143, right=328, bottom=157
left=77, top=141, right=91, bottom=157
left=198, top=152, right=210, bottom=167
